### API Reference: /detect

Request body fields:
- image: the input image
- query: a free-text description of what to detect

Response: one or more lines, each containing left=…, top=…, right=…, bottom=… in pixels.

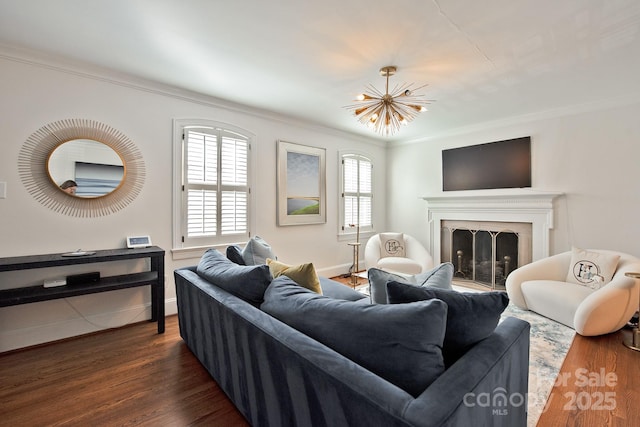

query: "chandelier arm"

left=389, top=82, right=405, bottom=97
left=355, top=103, right=382, bottom=125
left=365, top=84, right=385, bottom=99
left=390, top=104, right=420, bottom=121
left=399, top=83, right=430, bottom=96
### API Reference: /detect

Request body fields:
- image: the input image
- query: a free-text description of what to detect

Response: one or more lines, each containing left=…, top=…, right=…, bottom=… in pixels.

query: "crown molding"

left=0, top=43, right=379, bottom=146
left=394, top=91, right=640, bottom=146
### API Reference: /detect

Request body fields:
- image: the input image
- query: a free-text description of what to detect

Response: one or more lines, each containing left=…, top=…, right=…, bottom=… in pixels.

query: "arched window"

left=173, top=120, right=253, bottom=252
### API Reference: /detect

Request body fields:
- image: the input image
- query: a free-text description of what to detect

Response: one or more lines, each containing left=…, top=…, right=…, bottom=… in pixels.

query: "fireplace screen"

left=442, top=226, right=520, bottom=289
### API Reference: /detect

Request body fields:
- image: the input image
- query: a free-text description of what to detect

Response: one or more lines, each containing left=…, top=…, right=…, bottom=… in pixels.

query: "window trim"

left=338, top=150, right=375, bottom=241
left=172, top=119, right=256, bottom=258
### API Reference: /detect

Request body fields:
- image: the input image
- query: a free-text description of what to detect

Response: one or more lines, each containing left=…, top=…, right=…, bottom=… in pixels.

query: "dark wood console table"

left=0, top=246, right=165, bottom=333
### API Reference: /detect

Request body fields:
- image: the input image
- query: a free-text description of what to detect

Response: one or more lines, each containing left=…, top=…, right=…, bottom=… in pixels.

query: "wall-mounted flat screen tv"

left=442, top=136, right=531, bottom=191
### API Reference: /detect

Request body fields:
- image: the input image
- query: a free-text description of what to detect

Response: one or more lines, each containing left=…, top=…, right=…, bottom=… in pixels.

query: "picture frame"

left=277, top=140, right=326, bottom=226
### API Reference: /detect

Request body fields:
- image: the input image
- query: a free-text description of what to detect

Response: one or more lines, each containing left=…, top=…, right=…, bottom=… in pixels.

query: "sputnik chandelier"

left=346, top=66, right=432, bottom=136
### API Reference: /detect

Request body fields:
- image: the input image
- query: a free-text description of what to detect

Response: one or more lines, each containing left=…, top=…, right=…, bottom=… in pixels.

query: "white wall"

left=0, top=54, right=387, bottom=352
left=387, top=100, right=640, bottom=259
left=4, top=48, right=638, bottom=353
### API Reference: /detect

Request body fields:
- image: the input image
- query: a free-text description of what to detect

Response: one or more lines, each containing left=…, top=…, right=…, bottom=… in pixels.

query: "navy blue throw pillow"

left=196, top=248, right=272, bottom=304
left=226, top=245, right=246, bottom=265
left=261, top=276, right=447, bottom=397
left=386, top=281, right=509, bottom=366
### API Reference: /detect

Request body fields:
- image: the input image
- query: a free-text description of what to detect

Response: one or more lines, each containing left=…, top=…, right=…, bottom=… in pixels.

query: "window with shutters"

left=173, top=120, right=252, bottom=250
left=340, top=153, right=373, bottom=235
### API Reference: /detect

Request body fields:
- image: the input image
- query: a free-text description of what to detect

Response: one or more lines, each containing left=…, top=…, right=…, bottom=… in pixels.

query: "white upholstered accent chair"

left=506, top=250, right=640, bottom=336
left=364, top=233, right=434, bottom=275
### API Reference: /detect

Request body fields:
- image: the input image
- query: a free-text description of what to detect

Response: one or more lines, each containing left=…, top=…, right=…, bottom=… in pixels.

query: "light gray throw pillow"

left=368, top=262, right=454, bottom=304
left=241, top=235, right=276, bottom=265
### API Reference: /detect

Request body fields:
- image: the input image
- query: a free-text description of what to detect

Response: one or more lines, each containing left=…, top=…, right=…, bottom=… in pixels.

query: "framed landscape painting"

left=277, top=140, right=326, bottom=226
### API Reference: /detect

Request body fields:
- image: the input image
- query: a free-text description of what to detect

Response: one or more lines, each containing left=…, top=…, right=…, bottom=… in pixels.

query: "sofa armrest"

left=405, top=317, right=530, bottom=427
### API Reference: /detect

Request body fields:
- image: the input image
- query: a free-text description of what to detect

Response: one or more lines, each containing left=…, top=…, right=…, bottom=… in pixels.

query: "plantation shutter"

left=343, top=155, right=372, bottom=229
left=184, top=128, right=249, bottom=246
left=358, top=158, right=372, bottom=227
left=220, top=134, right=248, bottom=235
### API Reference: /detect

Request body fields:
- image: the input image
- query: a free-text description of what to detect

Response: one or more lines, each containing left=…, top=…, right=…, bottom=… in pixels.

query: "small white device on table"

left=126, top=235, right=152, bottom=249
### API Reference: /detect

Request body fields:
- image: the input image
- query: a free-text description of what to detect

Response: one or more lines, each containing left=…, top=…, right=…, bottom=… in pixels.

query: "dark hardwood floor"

left=2, top=288, right=638, bottom=426
left=0, top=315, right=248, bottom=427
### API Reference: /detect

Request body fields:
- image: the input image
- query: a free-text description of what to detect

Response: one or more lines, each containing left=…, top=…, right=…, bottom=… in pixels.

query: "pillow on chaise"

left=267, top=258, right=323, bottom=294
left=261, top=276, right=447, bottom=397
left=565, top=247, right=620, bottom=289
left=386, top=281, right=509, bottom=366
left=242, top=236, right=277, bottom=265
left=196, top=248, right=272, bottom=304
left=368, top=262, right=454, bottom=304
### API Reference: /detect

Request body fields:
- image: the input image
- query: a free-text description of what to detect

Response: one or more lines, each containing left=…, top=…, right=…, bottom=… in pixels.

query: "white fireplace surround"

left=422, top=190, right=563, bottom=265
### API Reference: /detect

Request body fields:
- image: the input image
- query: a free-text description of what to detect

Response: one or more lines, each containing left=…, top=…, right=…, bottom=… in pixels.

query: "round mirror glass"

left=47, top=139, right=125, bottom=198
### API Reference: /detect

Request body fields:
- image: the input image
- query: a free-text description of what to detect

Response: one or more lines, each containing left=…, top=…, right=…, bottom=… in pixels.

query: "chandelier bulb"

left=409, top=104, right=428, bottom=113
left=357, top=94, right=374, bottom=101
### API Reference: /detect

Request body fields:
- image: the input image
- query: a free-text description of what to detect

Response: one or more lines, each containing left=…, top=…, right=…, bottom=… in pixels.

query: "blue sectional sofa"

left=174, top=258, right=530, bottom=427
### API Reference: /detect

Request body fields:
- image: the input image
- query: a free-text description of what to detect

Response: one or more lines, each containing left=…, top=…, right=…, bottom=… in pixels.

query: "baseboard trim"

left=0, top=298, right=178, bottom=353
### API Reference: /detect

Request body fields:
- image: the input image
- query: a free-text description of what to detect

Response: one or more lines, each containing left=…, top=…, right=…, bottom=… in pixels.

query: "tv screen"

left=442, top=137, right=531, bottom=191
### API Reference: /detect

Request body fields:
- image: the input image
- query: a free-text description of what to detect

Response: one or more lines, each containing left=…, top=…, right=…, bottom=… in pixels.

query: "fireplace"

left=441, top=220, right=531, bottom=288
left=423, top=190, right=562, bottom=288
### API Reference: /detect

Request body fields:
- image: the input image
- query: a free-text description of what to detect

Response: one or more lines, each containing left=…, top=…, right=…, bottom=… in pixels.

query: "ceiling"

left=1, top=0, right=640, bottom=142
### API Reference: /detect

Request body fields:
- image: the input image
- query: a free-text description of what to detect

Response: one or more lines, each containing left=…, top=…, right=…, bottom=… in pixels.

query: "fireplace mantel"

left=422, top=190, right=563, bottom=264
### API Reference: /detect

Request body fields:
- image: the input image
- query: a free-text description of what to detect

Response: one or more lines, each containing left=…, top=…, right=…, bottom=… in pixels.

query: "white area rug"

left=358, top=284, right=575, bottom=427
left=500, top=303, right=575, bottom=427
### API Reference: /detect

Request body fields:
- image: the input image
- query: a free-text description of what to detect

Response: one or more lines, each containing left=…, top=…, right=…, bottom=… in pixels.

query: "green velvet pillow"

left=261, top=276, right=447, bottom=397
left=267, top=258, right=323, bottom=294
left=386, top=281, right=509, bottom=367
